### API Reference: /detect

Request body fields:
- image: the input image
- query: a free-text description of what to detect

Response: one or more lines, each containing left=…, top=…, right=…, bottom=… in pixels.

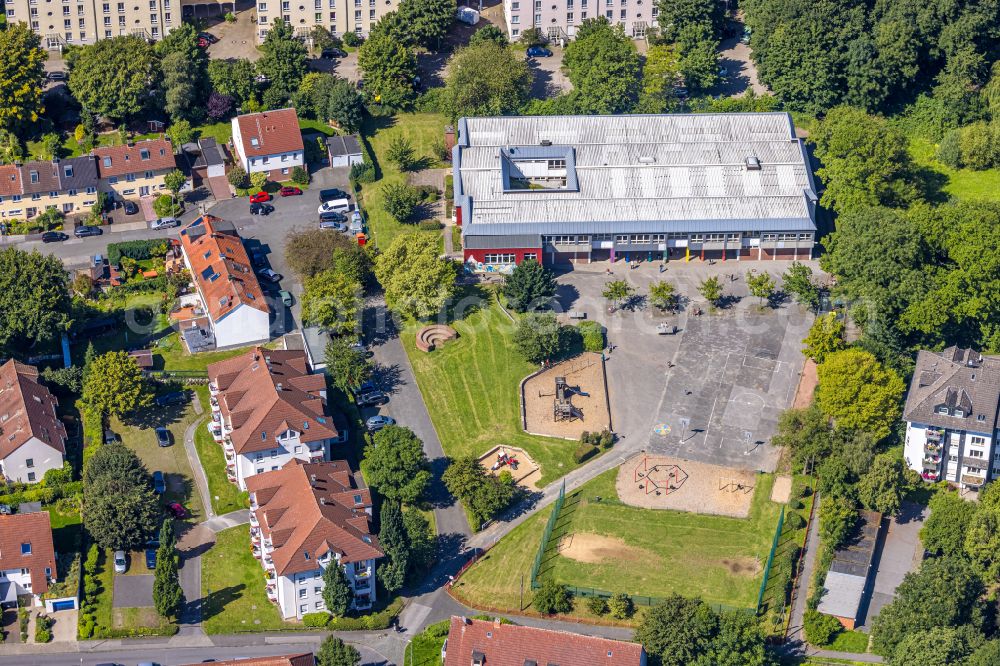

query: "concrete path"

left=202, top=509, right=251, bottom=534
left=177, top=524, right=215, bottom=630
left=182, top=393, right=215, bottom=520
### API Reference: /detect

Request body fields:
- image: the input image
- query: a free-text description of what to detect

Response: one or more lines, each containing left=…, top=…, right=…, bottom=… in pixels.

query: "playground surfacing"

left=523, top=352, right=611, bottom=440
left=477, top=445, right=542, bottom=491
left=616, top=455, right=758, bottom=517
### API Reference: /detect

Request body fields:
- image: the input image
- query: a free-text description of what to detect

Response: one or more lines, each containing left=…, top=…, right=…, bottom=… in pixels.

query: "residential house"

left=245, top=459, right=382, bottom=618
left=0, top=156, right=101, bottom=223
left=177, top=215, right=270, bottom=351
left=206, top=347, right=346, bottom=490
left=326, top=135, right=363, bottom=168
left=0, top=511, right=57, bottom=607
left=0, top=360, right=67, bottom=484
left=903, top=347, right=1000, bottom=490
left=93, top=138, right=178, bottom=201
left=231, top=109, right=305, bottom=181
left=254, top=0, right=400, bottom=42
left=443, top=616, right=648, bottom=666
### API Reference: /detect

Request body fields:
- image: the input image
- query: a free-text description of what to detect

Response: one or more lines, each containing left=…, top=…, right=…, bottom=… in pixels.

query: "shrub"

left=250, top=171, right=268, bottom=191
left=573, top=443, right=599, bottom=463
left=520, top=27, right=546, bottom=47
left=152, top=194, right=182, bottom=218
left=227, top=165, right=248, bottom=189
left=587, top=596, right=608, bottom=615
left=938, top=129, right=962, bottom=168
left=290, top=166, right=309, bottom=185
left=577, top=320, right=604, bottom=352
left=533, top=581, right=573, bottom=614
left=607, top=592, right=634, bottom=619
left=803, top=609, right=842, bottom=646
left=381, top=183, right=421, bottom=222
left=418, top=220, right=443, bottom=231
left=224, top=11, right=236, bottom=21
left=107, top=239, right=168, bottom=265
left=581, top=430, right=614, bottom=450
left=786, top=512, right=806, bottom=530
left=343, top=32, right=361, bottom=47
left=35, top=615, right=53, bottom=643
left=303, top=611, right=331, bottom=628
left=350, top=160, right=375, bottom=184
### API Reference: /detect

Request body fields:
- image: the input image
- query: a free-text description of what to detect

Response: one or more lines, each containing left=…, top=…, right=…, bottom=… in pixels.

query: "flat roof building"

left=452, top=113, right=818, bottom=272
left=818, top=510, right=883, bottom=630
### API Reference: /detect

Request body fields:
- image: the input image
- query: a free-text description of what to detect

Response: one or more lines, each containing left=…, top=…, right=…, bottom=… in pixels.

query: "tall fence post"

left=757, top=505, right=785, bottom=615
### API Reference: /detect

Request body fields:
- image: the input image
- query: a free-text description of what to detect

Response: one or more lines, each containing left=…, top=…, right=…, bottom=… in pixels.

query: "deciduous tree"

left=381, top=182, right=422, bottom=222
left=446, top=42, right=532, bottom=119
left=602, top=279, right=634, bottom=310
left=563, top=18, right=641, bottom=113
left=921, top=490, right=978, bottom=558
left=374, top=232, right=457, bottom=319
left=648, top=280, right=677, bottom=312
left=802, top=313, right=846, bottom=363
left=385, top=136, right=416, bottom=171
left=513, top=312, right=565, bottom=363
left=745, top=270, right=776, bottom=306
left=503, top=260, right=556, bottom=312
left=782, top=261, right=819, bottom=309
left=888, top=625, right=983, bottom=666
left=317, top=636, right=361, bottom=666
left=532, top=581, right=573, bottom=614
left=258, top=19, right=308, bottom=106
left=0, top=24, right=46, bottom=131
left=816, top=348, right=904, bottom=440
left=635, top=594, right=718, bottom=665
left=361, top=426, right=432, bottom=504
left=301, top=270, right=361, bottom=335
left=697, top=276, right=723, bottom=305
left=397, top=0, right=456, bottom=49
left=638, top=44, right=681, bottom=113
left=358, top=33, right=417, bottom=108
left=442, top=456, right=519, bottom=526
left=208, top=58, right=257, bottom=109
left=469, top=24, right=508, bottom=48
left=857, top=453, right=905, bottom=516
left=0, top=248, right=70, bottom=356
left=69, top=36, right=157, bottom=121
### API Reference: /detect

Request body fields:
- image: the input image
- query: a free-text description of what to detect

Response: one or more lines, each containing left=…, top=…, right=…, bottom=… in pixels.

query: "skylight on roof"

left=362, top=536, right=372, bottom=543
left=251, top=138, right=260, bottom=147
left=200, top=266, right=214, bottom=280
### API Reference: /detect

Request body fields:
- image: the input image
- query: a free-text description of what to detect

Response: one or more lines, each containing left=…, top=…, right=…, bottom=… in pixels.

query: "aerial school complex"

left=453, top=112, right=820, bottom=272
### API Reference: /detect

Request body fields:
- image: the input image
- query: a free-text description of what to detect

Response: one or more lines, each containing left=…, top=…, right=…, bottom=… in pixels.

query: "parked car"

left=150, top=217, right=180, bottom=230
left=718, top=66, right=729, bottom=77
left=526, top=46, right=552, bottom=57
left=166, top=502, right=187, bottom=518
left=74, top=225, right=102, bottom=238
left=155, top=427, right=172, bottom=448
left=366, top=415, right=396, bottom=432
left=197, top=31, right=218, bottom=43
left=197, top=37, right=210, bottom=48
left=279, top=290, right=293, bottom=307
left=41, top=231, right=68, bottom=243
left=279, top=186, right=303, bottom=197
left=319, top=188, right=349, bottom=202
left=356, top=389, right=386, bottom=407
left=319, top=219, right=346, bottom=231
left=321, top=48, right=347, bottom=58
left=122, top=200, right=139, bottom=215
left=145, top=548, right=157, bottom=570
left=249, top=191, right=271, bottom=203
left=46, top=71, right=67, bottom=81
left=113, top=550, right=127, bottom=574
left=249, top=202, right=274, bottom=216
left=103, top=429, right=120, bottom=444
left=257, top=267, right=282, bottom=283
left=319, top=210, right=347, bottom=222
left=0, top=504, right=12, bottom=515
left=318, top=200, right=350, bottom=215
left=155, top=391, right=188, bottom=407
left=152, top=470, right=166, bottom=494
left=249, top=248, right=267, bottom=268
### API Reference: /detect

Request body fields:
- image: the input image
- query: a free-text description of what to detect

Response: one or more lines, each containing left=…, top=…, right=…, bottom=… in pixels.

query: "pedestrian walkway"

left=182, top=395, right=215, bottom=519
left=202, top=509, right=250, bottom=533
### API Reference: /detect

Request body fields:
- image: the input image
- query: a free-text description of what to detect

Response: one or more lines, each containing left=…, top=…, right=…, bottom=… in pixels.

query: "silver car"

left=150, top=217, right=180, bottom=230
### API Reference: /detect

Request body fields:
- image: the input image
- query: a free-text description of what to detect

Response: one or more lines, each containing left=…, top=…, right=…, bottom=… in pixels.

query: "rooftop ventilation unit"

left=638, top=156, right=655, bottom=164
left=745, top=156, right=762, bottom=170
left=540, top=139, right=552, bottom=146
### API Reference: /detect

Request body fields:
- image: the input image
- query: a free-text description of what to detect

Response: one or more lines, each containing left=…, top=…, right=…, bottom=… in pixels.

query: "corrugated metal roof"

left=817, top=571, right=867, bottom=620
left=455, top=113, right=817, bottom=233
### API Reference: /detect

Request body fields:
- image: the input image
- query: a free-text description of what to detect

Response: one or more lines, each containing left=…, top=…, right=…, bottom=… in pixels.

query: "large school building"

left=452, top=113, right=819, bottom=273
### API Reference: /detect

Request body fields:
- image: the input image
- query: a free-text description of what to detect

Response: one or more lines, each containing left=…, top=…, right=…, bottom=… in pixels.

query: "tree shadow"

left=124, top=401, right=187, bottom=430
left=552, top=283, right=581, bottom=313
left=196, top=583, right=245, bottom=623
left=370, top=362, right=404, bottom=396
left=914, top=164, right=950, bottom=204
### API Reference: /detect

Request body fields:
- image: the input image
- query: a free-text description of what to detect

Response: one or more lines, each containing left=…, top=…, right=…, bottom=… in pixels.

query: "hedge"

left=573, top=443, right=599, bottom=463
left=107, top=239, right=168, bottom=265
left=577, top=321, right=604, bottom=352
left=0, top=481, right=82, bottom=507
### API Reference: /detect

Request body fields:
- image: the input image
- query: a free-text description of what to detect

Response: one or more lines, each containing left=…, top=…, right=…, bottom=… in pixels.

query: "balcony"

left=353, top=595, right=372, bottom=610
left=922, top=456, right=941, bottom=468
left=209, top=382, right=218, bottom=394
left=353, top=568, right=371, bottom=580
left=925, top=428, right=944, bottom=442
left=266, top=585, right=277, bottom=600
left=962, top=473, right=986, bottom=487
left=922, top=470, right=939, bottom=481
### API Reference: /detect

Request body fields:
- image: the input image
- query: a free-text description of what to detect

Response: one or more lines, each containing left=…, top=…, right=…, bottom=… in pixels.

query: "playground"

left=616, top=455, right=759, bottom=518
left=477, top=445, right=542, bottom=491
left=522, top=352, right=612, bottom=440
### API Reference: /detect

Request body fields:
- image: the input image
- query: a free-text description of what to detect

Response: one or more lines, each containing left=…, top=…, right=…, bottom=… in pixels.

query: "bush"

left=607, top=592, right=634, bottom=619
left=418, top=220, right=443, bottom=231
left=520, top=27, right=546, bottom=47
left=381, top=182, right=421, bottom=222
left=303, top=611, right=331, bottom=627
left=290, top=166, right=309, bottom=185
left=587, top=596, right=608, bottom=615
left=107, top=239, right=168, bottom=265
left=343, top=31, right=361, bottom=47
left=533, top=581, right=573, bottom=614
left=581, top=430, right=614, bottom=450
left=938, top=129, right=962, bottom=168
left=577, top=320, right=604, bottom=352
left=250, top=171, right=268, bottom=191
left=152, top=194, right=182, bottom=218
left=958, top=121, right=1000, bottom=170
left=34, top=615, right=52, bottom=643
left=224, top=11, right=236, bottom=21
left=803, top=609, right=842, bottom=646
left=573, top=443, right=599, bottom=463
left=350, top=160, right=375, bottom=184
left=786, top=511, right=806, bottom=530
left=227, top=165, right=248, bottom=189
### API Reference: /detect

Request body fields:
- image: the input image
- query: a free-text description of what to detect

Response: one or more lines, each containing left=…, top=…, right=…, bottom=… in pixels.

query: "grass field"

left=402, top=291, right=584, bottom=485
left=454, top=469, right=785, bottom=618
left=201, top=526, right=295, bottom=634
left=407, top=619, right=450, bottom=666
left=908, top=137, right=1000, bottom=202
left=824, top=629, right=871, bottom=653
left=358, top=112, right=449, bottom=248
left=193, top=414, right=249, bottom=516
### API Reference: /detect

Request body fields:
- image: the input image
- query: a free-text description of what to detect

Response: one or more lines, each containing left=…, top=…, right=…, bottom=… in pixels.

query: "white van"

left=318, top=198, right=351, bottom=215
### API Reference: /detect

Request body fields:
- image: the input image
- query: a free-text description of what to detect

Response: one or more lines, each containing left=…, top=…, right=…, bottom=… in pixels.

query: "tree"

left=285, top=228, right=357, bottom=278
left=446, top=41, right=532, bottom=119
left=964, top=481, right=1000, bottom=582
left=153, top=519, right=183, bottom=618
left=164, top=170, right=187, bottom=207
left=607, top=592, right=634, bottom=619
left=358, top=33, right=417, bottom=108
left=966, top=641, right=1000, bottom=666
left=324, top=338, right=371, bottom=393
left=0, top=129, right=26, bottom=164
left=532, top=581, right=573, bottom=614
left=802, top=313, right=846, bottom=363
left=563, top=18, right=641, bottom=113
left=638, top=44, right=681, bottom=114
left=708, top=611, right=768, bottom=666
left=469, top=24, right=509, bottom=48
left=888, top=625, right=983, bottom=666
left=166, top=119, right=196, bottom=147
left=42, top=365, right=84, bottom=394
left=321, top=561, right=353, bottom=617
left=676, top=23, right=719, bottom=94
left=361, top=426, right=432, bottom=504
left=258, top=20, right=308, bottom=106
left=68, top=36, right=157, bottom=121
left=819, top=495, right=858, bottom=552
left=374, top=232, right=458, bottom=319
left=397, top=0, right=456, bottom=49
left=386, top=136, right=416, bottom=171
left=871, top=556, right=985, bottom=657
left=402, top=508, right=435, bottom=574
left=635, top=594, right=718, bottom=666
left=207, top=91, right=234, bottom=120
left=310, top=26, right=340, bottom=55
left=317, top=636, right=361, bottom=666
left=323, top=79, right=364, bottom=132
left=83, top=443, right=159, bottom=551
left=442, top=456, right=519, bottom=526
left=857, top=453, right=904, bottom=516
left=378, top=500, right=410, bottom=593
left=745, top=270, right=776, bottom=306
left=656, top=0, right=722, bottom=42
left=648, top=280, right=677, bottom=312
left=816, top=348, right=904, bottom=440
left=153, top=194, right=183, bottom=218
left=697, top=276, right=723, bottom=306
left=921, top=490, right=978, bottom=558
left=602, top=279, right=634, bottom=310
left=803, top=609, right=842, bottom=646
left=0, top=24, right=46, bottom=132
left=250, top=171, right=268, bottom=191
left=772, top=405, right=832, bottom=474
left=503, top=260, right=556, bottom=312
left=782, top=261, right=819, bottom=309
left=381, top=183, right=421, bottom=222
left=0, top=248, right=70, bottom=355
left=513, top=313, right=565, bottom=363
left=227, top=165, right=248, bottom=189
left=208, top=58, right=257, bottom=108
left=301, top=270, right=361, bottom=335
left=160, top=50, right=205, bottom=123
left=82, top=351, right=152, bottom=418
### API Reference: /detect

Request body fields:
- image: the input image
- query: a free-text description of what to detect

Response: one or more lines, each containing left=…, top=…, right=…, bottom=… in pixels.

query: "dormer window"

left=64, top=165, right=73, bottom=177
left=955, top=409, right=965, bottom=417
left=937, top=406, right=949, bottom=414
left=103, top=157, right=112, bottom=167
left=140, top=149, right=150, bottom=160
left=29, top=171, right=38, bottom=183
left=21, top=543, right=31, bottom=555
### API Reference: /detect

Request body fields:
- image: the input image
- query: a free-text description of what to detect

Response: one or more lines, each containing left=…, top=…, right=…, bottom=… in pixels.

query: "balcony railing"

left=925, top=428, right=944, bottom=442
left=922, top=470, right=939, bottom=481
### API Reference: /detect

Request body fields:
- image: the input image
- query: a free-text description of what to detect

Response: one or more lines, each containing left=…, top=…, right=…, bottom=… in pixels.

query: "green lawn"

left=152, top=332, right=254, bottom=374
left=359, top=112, right=449, bottom=248
left=402, top=293, right=584, bottom=485
left=406, top=619, right=450, bottom=666
left=72, top=292, right=168, bottom=362
left=193, top=412, right=249, bottom=515
left=824, top=629, right=871, bottom=654
left=909, top=137, right=1000, bottom=202
left=201, top=526, right=296, bottom=634
left=47, top=502, right=83, bottom=554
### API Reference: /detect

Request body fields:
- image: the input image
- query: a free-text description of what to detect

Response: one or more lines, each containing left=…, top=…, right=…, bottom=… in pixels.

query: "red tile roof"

left=246, top=460, right=383, bottom=575
left=444, top=617, right=646, bottom=666
left=180, top=214, right=268, bottom=325
left=207, top=348, right=338, bottom=455
left=235, top=108, right=304, bottom=158
left=0, top=360, right=67, bottom=460
left=180, top=654, right=314, bottom=666
left=93, top=138, right=176, bottom=177
left=0, top=512, right=57, bottom=595
left=0, top=165, right=22, bottom=197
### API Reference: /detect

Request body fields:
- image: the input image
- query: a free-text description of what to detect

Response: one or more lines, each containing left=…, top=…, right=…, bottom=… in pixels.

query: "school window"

left=631, top=234, right=650, bottom=244
left=25, top=459, right=33, bottom=468
left=483, top=253, right=515, bottom=264
left=299, top=588, right=307, bottom=598
left=566, top=12, right=573, bottom=22
left=968, top=449, right=985, bottom=458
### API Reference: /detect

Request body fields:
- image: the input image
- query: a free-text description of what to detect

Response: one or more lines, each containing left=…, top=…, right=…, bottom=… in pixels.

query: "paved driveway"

left=113, top=574, right=154, bottom=608
left=527, top=49, right=571, bottom=99
left=714, top=31, right=767, bottom=97
left=860, top=502, right=927, bottom=629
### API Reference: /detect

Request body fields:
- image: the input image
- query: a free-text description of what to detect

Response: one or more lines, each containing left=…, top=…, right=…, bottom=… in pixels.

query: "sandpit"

left=770, top=475, right=792, bottom=503
left=522, top=352, right=611, bottom=440
left=556, top=532, right=658, bottom=565
left=477, top=445, right=541, bottom=490
left=616, top=455, right=759, bottom=517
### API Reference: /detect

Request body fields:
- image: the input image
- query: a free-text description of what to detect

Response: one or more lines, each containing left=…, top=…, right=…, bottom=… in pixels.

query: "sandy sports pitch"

left=616, top=455, right=759, bottom=517
left=522, top=352, right=611, bottom=440
left=477, top=445, right=541, bottom=490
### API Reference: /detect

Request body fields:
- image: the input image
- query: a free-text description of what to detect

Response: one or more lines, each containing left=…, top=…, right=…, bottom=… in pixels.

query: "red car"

left=249, top=192, right=271, bottom=203
left=197, top=37, right=209, bottom=48
left=279, top=186, right=302, bottom=197
left=166, top=502, right=187, bottom=518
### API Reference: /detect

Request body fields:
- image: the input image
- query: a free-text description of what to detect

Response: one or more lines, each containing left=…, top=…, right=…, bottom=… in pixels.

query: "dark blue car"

left=526, top=46, right=552, bottom=57
left=145, top=547, right=157, bottom=570
left=153, top=470, right=166, bottom=494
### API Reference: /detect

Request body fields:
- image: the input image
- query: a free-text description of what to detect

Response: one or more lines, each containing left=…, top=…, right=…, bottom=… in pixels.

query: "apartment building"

left=246, top=459, right=383, bottom=618
left=231, top=109, right=305, bottom=180
left=502, top=0, right=655, bottom=41
left=254, top=0, right=400, bottom=42
left=0, top=512, right=58, bottom=607
left=93, top=137, right=179, bottom=200
left=0, top=360, right=67, bottom=485
left=903, top=347, right=1000, bottom=491
left=0, top=156, right=100, bottom=223
left=206, top=347, right=346, bottom=490
left=4, top=0, right=179, bottom=48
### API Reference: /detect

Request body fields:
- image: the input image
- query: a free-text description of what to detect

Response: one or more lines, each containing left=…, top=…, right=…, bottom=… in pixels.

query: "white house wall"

left=1, top=438, right=64, bottom=484
left=213, top=305, right=271, bottom=349
left=235, top=437, right=333, bottom=490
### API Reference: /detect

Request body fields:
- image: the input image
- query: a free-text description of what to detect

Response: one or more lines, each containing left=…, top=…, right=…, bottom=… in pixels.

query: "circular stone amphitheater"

left=415, top=325, right=458, bottom=352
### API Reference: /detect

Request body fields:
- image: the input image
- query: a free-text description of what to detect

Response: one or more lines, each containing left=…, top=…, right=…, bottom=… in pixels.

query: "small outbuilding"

left=326, top=135, right=363, bottom=168
left=818, top=510, right=883, bottom=630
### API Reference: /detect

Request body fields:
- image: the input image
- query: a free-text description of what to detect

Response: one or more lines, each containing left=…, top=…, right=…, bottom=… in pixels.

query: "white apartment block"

left=503, top=0, right=655, bottom=42
left=254, top=0, right=400, bottom=42
left=903, top=347, right=1000, bottom=491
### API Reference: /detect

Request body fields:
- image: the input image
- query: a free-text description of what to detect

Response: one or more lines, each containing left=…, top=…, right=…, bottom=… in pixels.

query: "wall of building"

left=99, top=170, right=170, bottom=199
left=1, top=567, right=41, bottom=604
left=254, top=0, right=400, bottom=42
left=502, top=0, right=655, bottom=41
left=1, top=439, right=64, bottom=484
left=6, top=0, right=178, bottom=47
left=463, top=247, right=542, bottom=273
left=274, top=557, right=376, bottom=619
left=905, top=421, right=998, bottom=489
left=235, top=437, right=331, bottom=490
left=0, top=188, right=99, bottom=222
left=213, top=305, right=271, bottom=351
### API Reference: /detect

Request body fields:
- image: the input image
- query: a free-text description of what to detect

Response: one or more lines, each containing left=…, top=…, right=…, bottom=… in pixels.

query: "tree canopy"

left=83, top=443, right=159, bottom=551
left=563, top=18, right=641, bottom=114
left=324, top=338, right=372, bottom=393
left=446, top=41, right=532, bottom=119
left=69, top=36, right=157, bottom=121
left=361, top=425, right=432, bottom=504
left=374, top=232, right=457, bottom=319
left=82, top=351, right=153, bottom=418
left=358, top=33, right=418, bottom=108
left=301, top=270, right=361, bottom=335
left=815, top=348, right=905, bottom=440
left=258, top=20, right=308, bottom=107
left=442, top=455, right=519, bottom=527
left=0, top=23, right=47, bottom=133
left=503, top=260, right=556, bottom=312
left=0, top=248, right=70, bottom=356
